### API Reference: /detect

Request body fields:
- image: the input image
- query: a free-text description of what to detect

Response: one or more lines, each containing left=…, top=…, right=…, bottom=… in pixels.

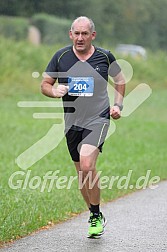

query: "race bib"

left=68, top=77, right=94, bottom=96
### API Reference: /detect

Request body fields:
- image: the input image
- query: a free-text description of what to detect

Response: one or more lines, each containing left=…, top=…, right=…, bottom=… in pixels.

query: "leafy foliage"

left=31, top=14, right=71, bottom=45
left=0, top=16, right=29, bottom=40
left=0, top=1, right=167, bottom=48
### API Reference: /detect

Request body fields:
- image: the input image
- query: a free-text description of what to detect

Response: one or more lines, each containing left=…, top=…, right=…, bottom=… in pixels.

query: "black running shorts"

left=65, top=122, right=109, bottom=162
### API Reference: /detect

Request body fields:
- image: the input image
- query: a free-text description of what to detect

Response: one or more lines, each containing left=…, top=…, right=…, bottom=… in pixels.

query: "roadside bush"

left=0, top=15, right=29, bottom=40
left=31, top=13, right=71, bottom=45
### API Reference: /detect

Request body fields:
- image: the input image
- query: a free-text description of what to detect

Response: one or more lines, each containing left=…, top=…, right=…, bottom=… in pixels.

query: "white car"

left=115, top=44, right=147, bottom=59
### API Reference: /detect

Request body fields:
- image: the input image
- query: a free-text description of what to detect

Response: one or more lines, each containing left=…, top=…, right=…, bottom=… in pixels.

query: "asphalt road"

left=1, top=181, right=167, bottom=252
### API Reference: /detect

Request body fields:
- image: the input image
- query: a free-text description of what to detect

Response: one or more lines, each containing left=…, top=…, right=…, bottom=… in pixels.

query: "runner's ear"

left=91, top=31, right=96, bottom=40
left=69, top=30, right=73, bottom=40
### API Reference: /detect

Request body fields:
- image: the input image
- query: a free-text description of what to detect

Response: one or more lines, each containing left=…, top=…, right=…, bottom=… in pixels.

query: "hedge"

left=0, top=15, right=29, bottom=40
left=31, top=13, right=71, bottom=45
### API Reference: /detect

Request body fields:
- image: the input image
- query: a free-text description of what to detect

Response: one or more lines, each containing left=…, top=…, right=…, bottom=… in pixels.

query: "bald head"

left=71, top=16, right=95, bottom=33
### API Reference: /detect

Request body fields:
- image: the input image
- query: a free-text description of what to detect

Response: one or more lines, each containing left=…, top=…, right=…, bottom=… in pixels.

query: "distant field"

left=0, top=37, right=167, bottom=244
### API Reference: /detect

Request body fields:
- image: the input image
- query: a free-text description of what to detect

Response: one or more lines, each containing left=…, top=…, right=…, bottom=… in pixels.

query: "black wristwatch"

left=114, top=103, right=123, bottom=111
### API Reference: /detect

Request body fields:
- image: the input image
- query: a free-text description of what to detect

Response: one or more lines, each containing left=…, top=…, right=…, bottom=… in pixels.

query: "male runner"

left=41, top=16, right=125, bottom=238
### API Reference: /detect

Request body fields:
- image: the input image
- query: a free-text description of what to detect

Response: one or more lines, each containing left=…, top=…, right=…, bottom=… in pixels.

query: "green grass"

left=0, top=37, right=167, bottom=244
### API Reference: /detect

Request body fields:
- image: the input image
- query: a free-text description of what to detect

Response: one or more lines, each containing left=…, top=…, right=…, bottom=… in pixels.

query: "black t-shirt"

left=45, top=45, right=120, bottom=130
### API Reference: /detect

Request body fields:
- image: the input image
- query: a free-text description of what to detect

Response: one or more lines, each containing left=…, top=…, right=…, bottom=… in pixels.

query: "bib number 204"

left=74, top=83, right=87, bottom=91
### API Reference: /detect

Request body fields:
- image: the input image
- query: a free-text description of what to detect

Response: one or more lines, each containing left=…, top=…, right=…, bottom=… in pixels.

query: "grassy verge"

left=0, top=37, right=167, bottom=244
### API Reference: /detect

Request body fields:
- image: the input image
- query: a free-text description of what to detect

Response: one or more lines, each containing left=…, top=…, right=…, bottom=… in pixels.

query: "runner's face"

left=69, top=21, right=96, bottom=53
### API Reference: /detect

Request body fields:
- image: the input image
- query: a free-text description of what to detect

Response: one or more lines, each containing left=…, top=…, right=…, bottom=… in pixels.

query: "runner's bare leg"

left=77, top=144, right=100, bottom=206
left=74, top=161, right=91, bottom=208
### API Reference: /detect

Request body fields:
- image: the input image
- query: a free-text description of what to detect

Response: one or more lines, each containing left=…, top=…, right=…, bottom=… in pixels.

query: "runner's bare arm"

left=113, top=71, right=126, bottom=107
left=41, top=74, right=68, bottom=98
left=110, top=71, right=126, bottom=119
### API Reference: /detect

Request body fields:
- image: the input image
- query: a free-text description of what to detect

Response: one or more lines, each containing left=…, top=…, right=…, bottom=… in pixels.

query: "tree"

left=0, top=0, right=167, bottom=49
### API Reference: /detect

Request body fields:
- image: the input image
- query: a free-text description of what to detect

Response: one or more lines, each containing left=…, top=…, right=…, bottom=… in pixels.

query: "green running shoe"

left=87, top=212, right=107, bottom=238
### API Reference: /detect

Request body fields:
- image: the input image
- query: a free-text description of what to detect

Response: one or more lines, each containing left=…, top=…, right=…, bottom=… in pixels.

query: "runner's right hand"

left=52, top=85, right=69, bottom=98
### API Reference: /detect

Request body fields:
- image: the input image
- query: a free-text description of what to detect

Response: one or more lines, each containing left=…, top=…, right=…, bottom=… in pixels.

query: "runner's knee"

left=80, top=157, right=95, bottom=172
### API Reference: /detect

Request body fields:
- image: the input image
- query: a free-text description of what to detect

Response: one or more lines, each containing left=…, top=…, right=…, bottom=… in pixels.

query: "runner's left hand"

left=110, top=106, right=121, bottom=120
